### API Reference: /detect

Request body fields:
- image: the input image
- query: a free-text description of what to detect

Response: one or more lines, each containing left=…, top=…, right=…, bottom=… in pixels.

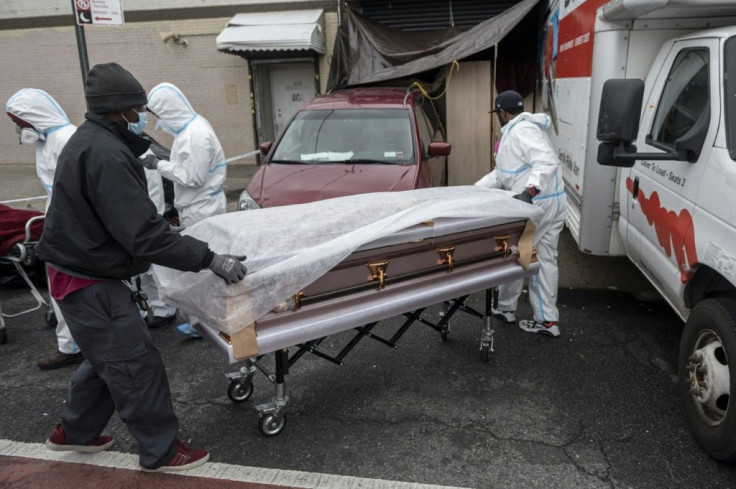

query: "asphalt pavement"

left=2, top=164, right=736, bottom=488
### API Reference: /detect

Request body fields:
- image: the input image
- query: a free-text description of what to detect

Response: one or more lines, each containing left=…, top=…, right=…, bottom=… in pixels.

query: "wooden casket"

left=195, top=214, right=538, bottom=363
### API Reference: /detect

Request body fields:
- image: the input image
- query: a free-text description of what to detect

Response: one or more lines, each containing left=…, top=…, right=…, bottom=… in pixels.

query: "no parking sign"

left=74, top=0, right=125, bottom=27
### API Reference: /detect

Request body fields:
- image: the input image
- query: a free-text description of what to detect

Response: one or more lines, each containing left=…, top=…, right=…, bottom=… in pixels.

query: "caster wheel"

left=259, top=413, right=287, bottom=437
left=45, top=309, right=57, bottom=328
left=440, top=329, right=448, bottom=342
left=481, top=343, right=491, bottom=363
left=227, top=380, right=254, bottom=403
left=0, top=329, right=6, bottom=345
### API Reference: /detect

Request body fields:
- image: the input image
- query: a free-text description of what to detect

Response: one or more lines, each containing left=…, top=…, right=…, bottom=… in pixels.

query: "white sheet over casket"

left=153, top=186, right=543, bottom=337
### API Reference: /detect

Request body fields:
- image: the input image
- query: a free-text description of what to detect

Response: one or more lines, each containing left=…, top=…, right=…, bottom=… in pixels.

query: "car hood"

left=248, top=163, right=419, bottom=207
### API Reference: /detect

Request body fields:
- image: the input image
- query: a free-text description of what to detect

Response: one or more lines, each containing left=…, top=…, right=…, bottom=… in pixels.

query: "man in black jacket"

left=36, top=63, right=246, bottom=473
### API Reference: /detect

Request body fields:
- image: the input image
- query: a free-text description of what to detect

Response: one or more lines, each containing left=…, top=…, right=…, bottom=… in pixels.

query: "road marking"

left=0, top=439, right=470, bottom=489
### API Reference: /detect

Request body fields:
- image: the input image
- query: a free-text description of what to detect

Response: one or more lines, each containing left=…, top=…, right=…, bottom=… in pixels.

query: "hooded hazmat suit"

left=6, top=88, right=79, bottom=356
left=6, top=89, right=76, bottom=208
left=476, top=112, right=566, bottom=325
left=147, top=83, right=226, bottom=228
left=137, top=151, right=177, bottom=320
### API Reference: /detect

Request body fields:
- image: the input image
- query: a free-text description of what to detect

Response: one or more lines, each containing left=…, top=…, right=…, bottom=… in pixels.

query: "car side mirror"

left=428, top=142, right=451, bottom=157
left=259, top=141, right=273, bottom=156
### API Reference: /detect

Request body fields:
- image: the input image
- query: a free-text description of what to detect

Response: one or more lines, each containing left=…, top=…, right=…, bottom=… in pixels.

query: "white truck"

left=539, top=0, right=736, bottom=461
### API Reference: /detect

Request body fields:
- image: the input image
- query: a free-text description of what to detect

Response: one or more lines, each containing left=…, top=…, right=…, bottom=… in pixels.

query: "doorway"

left=251, top=60, right=318, bottom=143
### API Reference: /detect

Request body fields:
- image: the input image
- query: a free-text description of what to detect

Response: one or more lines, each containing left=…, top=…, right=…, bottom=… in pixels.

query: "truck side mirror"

left=428, top=142, right=451, bottom=157
left=596, top=79, right=644, bottom=167
left=597, top=79, right=645, bottom=144
left=259, top=141, right=273, bottom=156
left=596, top=78, right=690, bottom=166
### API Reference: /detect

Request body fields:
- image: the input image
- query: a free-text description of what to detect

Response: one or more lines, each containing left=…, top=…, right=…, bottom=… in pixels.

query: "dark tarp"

left=327, top=0, right=539, bottom=91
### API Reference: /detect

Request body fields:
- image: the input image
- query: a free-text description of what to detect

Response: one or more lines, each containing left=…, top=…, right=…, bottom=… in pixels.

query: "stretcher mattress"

left=154, top=186, right=543, bottom=358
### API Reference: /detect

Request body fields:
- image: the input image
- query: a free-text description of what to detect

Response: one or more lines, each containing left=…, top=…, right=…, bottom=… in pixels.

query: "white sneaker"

left=519, top=320, right=560, bottom=338
left=491, top=308, right=516, bottom=323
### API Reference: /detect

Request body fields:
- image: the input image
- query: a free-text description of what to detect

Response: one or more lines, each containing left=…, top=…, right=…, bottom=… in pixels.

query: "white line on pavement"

left=0, top=439, right=472, bottom=489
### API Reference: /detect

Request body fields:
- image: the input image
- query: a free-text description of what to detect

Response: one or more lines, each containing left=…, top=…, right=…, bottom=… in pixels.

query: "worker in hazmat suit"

left=5, top=88, right=83, bottom=369
left=137, top=145, right=178, bottom=328
left=475, top=90, right=566, bottom=338
left=143, top=83, right=227, bottom=227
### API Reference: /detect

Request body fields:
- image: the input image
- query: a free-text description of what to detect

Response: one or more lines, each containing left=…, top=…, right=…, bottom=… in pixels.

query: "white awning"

left=216, top=9, right=326, bottom=54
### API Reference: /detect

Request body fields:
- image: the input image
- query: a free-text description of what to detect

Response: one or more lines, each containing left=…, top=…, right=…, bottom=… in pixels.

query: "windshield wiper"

left=269, top=159, right=310, bottom=164
left=342, top=159, right=392, bottom=165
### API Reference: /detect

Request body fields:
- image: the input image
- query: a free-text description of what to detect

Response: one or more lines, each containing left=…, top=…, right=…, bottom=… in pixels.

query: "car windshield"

left=271, top=108, right=416, bottom=164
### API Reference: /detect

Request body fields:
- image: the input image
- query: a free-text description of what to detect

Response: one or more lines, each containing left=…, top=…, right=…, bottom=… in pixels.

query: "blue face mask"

left=122, top=111, right=148, bottom=135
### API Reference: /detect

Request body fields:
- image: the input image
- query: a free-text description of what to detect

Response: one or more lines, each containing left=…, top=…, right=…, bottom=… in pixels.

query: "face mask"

left=155, top=118, right=177, bottom=136
left=121, top=111, right=148, bottom=135
left=19, top=127, right=42, bottom=146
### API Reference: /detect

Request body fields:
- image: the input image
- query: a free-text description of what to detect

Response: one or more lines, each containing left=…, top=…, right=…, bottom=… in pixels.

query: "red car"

left=238, top=87, right=451, bottom=210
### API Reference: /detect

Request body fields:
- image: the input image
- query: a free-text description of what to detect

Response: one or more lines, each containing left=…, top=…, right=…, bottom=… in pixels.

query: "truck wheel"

left=679, top=297, right=736, bottom=461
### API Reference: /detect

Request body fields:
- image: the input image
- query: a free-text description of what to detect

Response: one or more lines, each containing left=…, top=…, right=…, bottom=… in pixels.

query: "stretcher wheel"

left=45, top=308, right=57, bottom=329
left=481, top=343, right=491, bottom=363
left=259, top=413, right=287, bottom=437
left=227, top=380, right=254, bottom=403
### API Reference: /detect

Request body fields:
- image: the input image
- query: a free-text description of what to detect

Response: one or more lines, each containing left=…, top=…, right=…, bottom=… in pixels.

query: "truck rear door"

left=626, top=38, right=718, bottom=312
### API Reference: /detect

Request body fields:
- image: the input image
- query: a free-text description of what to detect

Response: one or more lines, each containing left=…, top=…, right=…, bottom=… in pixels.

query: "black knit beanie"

left=85, top=63, right=147, bottom=114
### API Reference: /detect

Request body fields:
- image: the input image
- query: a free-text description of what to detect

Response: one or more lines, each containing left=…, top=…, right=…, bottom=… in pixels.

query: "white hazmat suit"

left=146, top=83, right=227, bottom=228
left=6, top=88, right=79, bottom=356
left=137, top=151, right=177, bottom=320
left=476, top=112, right=566, bottom=327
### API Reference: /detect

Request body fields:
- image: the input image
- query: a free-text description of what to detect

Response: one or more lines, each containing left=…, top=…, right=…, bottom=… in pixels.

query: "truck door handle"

left=633, top=176, right=640, bottom=200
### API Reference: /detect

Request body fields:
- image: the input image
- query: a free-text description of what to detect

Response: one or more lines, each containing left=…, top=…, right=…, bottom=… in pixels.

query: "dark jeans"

left=57, top=279, right=178, bottom=469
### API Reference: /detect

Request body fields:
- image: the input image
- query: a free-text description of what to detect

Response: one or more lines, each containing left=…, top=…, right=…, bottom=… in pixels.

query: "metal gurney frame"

left=0, top=214, right=50, bottom=345
left=194, top=230, right=539, bottom=436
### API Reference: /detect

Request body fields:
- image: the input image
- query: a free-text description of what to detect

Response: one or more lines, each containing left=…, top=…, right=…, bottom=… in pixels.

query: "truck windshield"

left=651, top=48, right=709, bottom=148
left=271, top=109, right=415, bottom=164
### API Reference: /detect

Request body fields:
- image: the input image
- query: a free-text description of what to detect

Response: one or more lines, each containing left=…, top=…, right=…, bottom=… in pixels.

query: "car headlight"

left=238, top=190, right=260, bottom=211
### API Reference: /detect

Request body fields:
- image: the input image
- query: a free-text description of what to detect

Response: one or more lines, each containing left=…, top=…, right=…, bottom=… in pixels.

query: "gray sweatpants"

left=56, top=279, right=178, bottom=469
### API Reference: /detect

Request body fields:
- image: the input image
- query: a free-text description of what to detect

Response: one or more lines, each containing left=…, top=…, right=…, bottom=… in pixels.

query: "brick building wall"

left=0, top=7, right=338, bottom=167
left=0, top=17, right=257, bottom=166
left=319, top=12, right=338, bottom=94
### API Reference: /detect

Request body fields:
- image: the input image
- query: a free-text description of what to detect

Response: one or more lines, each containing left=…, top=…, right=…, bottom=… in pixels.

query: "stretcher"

left=193, top=213, right=538, bottom=436
left=0, top=206, right=49, bottom=345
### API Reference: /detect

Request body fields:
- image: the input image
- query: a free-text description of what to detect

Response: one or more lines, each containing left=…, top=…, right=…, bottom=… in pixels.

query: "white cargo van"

left=539, top=0, right=736, bottom=461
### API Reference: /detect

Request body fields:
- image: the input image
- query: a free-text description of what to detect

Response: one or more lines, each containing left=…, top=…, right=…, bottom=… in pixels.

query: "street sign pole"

left=71, top=0, right=90, bottom=85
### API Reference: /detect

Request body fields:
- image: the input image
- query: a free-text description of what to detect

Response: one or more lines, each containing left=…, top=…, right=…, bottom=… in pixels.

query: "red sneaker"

left=141, top=439, right=210, bottom=473
left=45, top=424, right=114, bottom=453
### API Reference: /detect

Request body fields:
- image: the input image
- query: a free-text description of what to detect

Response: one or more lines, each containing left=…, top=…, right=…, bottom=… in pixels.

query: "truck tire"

left=679, top=297, right=736, bottom=461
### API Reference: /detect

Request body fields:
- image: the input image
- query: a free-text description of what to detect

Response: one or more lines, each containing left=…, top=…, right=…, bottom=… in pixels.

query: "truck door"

left=626, top=39, right=718, bottom=311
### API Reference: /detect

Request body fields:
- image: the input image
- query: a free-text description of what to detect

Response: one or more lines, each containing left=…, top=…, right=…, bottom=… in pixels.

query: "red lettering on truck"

left=556, top=0, right=609, bottom=78
left=626, top=177, right=697, bottom=282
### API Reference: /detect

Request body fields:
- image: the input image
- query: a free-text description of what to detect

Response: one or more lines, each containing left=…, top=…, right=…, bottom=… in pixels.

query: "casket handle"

left=437, top=246, right=456, bottom=272
left=493, top=235, right=511, bottom=257
left=367, top=261, right=389, bottom=289
left=293, top=291, right=305, bottom=311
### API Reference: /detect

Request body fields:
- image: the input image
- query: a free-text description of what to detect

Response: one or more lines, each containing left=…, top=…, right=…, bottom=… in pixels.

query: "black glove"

left=208, top=253, right=247, bottom=284
left=512, top=190, right=534, bottom=205
left=141, top=154, right=159, bottom=170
